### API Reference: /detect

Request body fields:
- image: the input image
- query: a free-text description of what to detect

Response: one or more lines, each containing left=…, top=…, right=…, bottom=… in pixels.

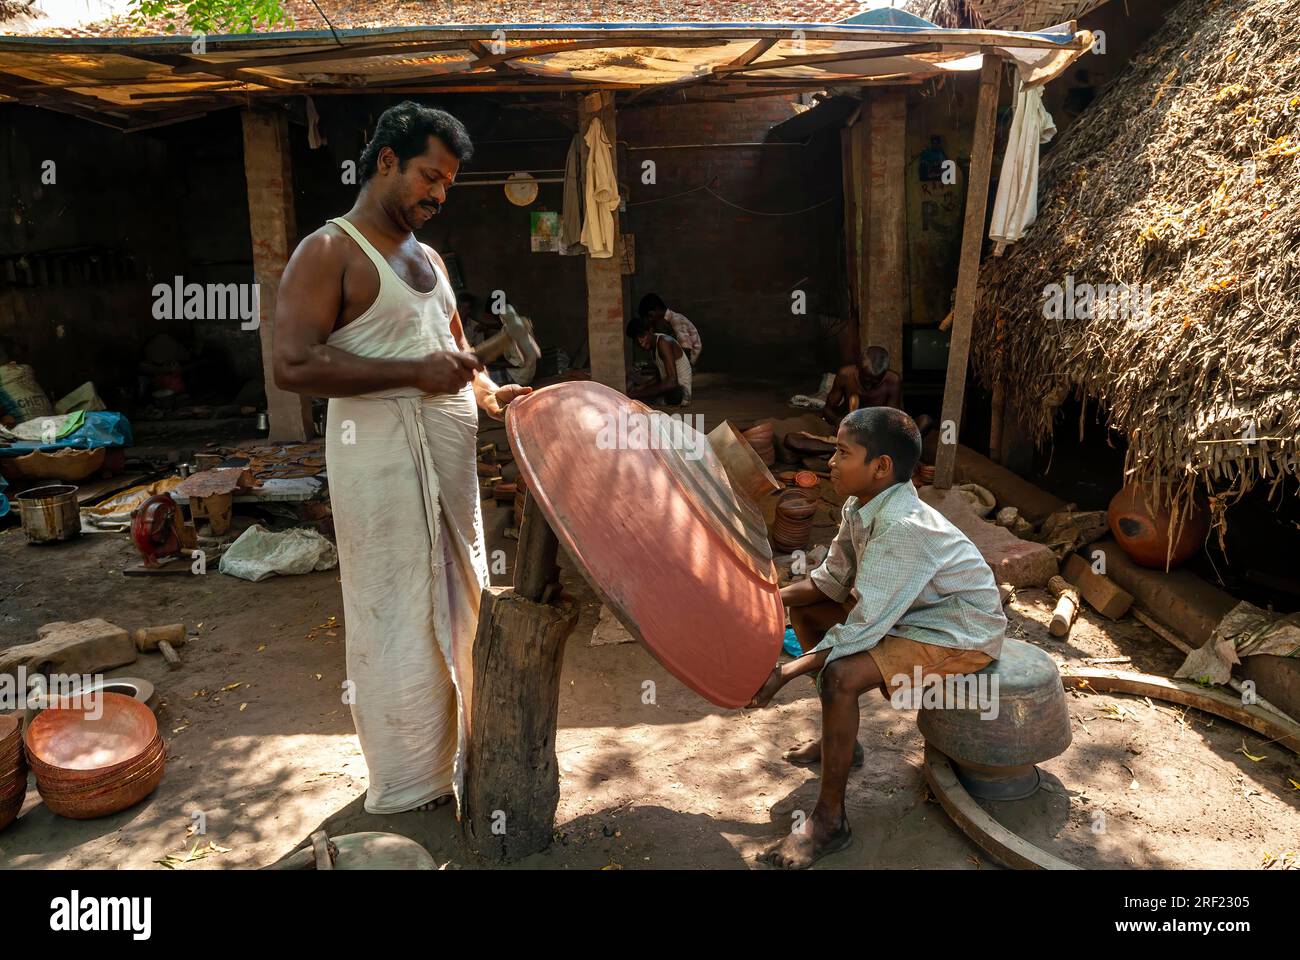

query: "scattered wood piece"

left=1063, top=554, right=1133, bottom=619
left=1047, top=574, right=1080, bottom=637
left=3, top=619, right=137, bottom=677
left=1060, top=666, right=1300, bottom=756
left=1083, top=656, right=1132, bottom=665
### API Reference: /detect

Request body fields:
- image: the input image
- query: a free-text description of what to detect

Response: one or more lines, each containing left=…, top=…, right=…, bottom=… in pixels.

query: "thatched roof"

left=972, top=0, right=1299, bottom=527
left=908, top=0, right=1109, bottom=30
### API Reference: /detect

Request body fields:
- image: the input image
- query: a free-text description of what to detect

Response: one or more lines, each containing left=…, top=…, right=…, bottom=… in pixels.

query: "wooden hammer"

left=133, top=624, right=186, bottom=668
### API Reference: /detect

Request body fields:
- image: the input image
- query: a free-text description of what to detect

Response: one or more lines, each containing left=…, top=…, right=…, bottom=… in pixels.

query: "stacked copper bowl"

left=0, top=715, right=26, bottom=831
left=773, top=489, right=817, bottom=552
left=24, top=692, right=165, bottom=819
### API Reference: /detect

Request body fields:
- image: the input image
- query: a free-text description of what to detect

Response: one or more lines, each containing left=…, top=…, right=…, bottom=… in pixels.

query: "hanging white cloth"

left=324, top=216, right=489, bottom=815
left=580, top=117, right=619, bottom=258
left=989, top=76, right=1056, bottom=255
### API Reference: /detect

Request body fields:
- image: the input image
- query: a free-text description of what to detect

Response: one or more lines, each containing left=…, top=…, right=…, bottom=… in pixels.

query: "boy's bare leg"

left=764, top=649, right=882, bottom=869
left=746, top=648, right=829, bottom=708
left=775, top=599, right=864, bottom=767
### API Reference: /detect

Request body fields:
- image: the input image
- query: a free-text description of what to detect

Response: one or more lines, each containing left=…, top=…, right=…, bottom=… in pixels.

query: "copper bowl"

left=39, top=759, right=165, bottom=820
left=34, top=738, right=164, bottom=795
left=24, top=693, right=159, bottom=782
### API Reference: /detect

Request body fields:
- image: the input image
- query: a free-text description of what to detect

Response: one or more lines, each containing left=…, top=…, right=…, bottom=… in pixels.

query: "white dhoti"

left=327, top=387, right=487, bottom=814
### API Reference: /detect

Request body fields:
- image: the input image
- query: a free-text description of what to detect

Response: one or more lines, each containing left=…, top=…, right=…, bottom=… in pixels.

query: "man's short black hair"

left=638, top=293, right=666, bottom=317
left=626, top=314, right=652, bottom=339
left=359, top=102, right=473, bottom=183
left=840, top=407, right=922, bottom=482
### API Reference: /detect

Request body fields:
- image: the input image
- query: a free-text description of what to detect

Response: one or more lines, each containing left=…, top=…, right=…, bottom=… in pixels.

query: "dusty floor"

left=1, top=378, right=1296, bottom=870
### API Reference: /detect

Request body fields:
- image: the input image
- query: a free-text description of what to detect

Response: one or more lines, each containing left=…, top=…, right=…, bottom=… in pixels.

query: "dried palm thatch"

left=971, top=0, right=1300, bottom=536
left=908, top=0, right=1109, bottom=30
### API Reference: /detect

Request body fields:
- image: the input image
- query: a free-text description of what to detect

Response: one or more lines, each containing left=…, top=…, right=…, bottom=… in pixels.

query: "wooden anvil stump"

left=461, top=492, right=577, bottom=862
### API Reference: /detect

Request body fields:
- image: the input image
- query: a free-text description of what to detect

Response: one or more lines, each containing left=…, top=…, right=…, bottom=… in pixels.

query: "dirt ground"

left=1, top=378, right=1296, bottom=870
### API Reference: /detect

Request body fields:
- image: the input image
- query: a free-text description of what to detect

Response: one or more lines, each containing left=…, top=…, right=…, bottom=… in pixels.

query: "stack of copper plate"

left=773, top=489, right=817, bottom=552
left=24, top=692, right=165, bottom=820
left=0, top=715, right=26, bottom=830
left=741, top=424, right=776, bottom=466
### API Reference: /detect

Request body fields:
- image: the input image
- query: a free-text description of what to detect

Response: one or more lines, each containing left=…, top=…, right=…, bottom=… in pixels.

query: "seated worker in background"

left=822, top=345, right=901, bottom=428
left=638, top=293, right=702, bottom=366
left=748, top=407, right=1006, bottom=869
left=626, top=314, right=692, bottom=406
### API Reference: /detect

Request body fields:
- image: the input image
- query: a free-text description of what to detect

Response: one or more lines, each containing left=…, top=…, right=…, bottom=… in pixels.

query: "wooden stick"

left=934, top=55, right=1002, bottom=490
left=1047, top=575, right=1080, bottom=638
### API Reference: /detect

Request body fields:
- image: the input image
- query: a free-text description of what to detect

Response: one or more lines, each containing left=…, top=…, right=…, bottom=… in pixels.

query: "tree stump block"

left=461, top=585, right=577, bottom=862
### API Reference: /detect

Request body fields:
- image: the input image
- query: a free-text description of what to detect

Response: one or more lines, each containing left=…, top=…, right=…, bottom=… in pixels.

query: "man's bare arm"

left=885, top=372, right=903, bottom=409
left=273, top=229, right=477, bottom=398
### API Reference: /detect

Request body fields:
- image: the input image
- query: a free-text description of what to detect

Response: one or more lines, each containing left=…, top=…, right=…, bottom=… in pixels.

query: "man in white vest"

left=273, top=102, right=530, bottom=814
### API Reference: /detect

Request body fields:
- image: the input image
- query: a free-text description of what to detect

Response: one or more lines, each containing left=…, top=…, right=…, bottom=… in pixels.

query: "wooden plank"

left=715, top=42, right=940, bottom=75
left=934, top=55, right=1002, bottom=490
left=850, top=119, right=869, bottom=362
left=240, top=108, right=313, bottom=442
left=728, top=38, right=776, bottom=67
left=923, top=746, right=1081, bottom=870
left=1062, top=667, right=1300, bottom=756
left=866, top=89, right=908, bottom=372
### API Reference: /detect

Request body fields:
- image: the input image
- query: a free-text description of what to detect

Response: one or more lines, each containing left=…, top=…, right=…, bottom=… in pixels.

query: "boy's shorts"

left=867, top=634, right=993, bottom=699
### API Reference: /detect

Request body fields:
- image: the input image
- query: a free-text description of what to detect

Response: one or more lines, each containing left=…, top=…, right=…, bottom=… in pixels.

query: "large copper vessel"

left=506, top=382, right=784, bottom=707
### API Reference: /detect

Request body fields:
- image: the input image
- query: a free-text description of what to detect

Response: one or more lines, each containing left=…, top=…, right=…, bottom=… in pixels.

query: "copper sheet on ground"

left=506, top=382, right=783, bottom=708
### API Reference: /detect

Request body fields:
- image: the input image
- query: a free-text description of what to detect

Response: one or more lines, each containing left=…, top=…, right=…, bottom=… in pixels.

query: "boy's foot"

left=760, top=815, right=853, bottom=869
left=746, top=666, right=784, bottom=708
left=783, top=739, right=864, bottom=768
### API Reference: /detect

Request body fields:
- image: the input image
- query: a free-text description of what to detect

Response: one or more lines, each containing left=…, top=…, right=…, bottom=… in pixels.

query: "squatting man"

left=747, top=407, right=1006, bottom=869
left=274, top=102, right=530, bottom=814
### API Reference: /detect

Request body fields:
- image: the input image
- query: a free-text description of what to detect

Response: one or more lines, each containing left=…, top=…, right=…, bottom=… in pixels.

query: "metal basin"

left=917, top=637, right=1071, bottom=799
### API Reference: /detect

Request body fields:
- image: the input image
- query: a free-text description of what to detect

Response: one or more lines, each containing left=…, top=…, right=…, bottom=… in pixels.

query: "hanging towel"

left=559, top=133, right=586, bottom=255
left=580, top=117, right=619, bottom=258
left=989, top=77, right=1056, bottom=254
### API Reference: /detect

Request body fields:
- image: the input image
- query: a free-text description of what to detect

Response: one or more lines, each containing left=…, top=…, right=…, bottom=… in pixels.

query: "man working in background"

left=638, top=293, right=702, bottom=366
left=273, top=102, right=529, bottom=816
left=821, top=345, right=902, bottom=428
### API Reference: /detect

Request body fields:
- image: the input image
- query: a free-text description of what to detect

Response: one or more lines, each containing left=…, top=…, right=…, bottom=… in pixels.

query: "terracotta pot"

left=1107, top=482, right=1209, bottom=569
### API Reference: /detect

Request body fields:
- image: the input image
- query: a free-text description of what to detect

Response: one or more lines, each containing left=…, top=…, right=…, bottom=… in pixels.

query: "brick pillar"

left=241, top=108, right=312, bottom=442
left=866, top=90, right=908, bottom=374
left=578, top=92, right=627, bottom=391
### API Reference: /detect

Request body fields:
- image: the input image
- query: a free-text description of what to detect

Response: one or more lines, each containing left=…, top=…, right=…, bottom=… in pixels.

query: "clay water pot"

left=1107, top=482, right=1209, bottom=569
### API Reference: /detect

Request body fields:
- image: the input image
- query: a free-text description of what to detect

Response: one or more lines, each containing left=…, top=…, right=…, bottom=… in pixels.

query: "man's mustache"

left=420, top=200, right=442, bottom=215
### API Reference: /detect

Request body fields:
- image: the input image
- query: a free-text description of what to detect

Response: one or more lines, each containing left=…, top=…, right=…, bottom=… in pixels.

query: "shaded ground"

left=0, top=377, right=1296, bottom=870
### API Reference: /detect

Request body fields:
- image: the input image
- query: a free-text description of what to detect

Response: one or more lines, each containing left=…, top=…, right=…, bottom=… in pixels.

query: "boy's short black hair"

left=840, top=407, right=922, bottom=482
left=626, top=314, right=652, bottom=339
left=638, top=293, right=666, bottom=317
left=359, top=102, right=473, bottom=183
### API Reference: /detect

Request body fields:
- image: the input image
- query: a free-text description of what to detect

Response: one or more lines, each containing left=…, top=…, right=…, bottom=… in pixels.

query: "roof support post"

left=578, top=91, right=627, bottom=391
left=934, top=55, right=1001, bottom=490
left=866, top=88, right=908, bottom=377
left=240, top=107, right=313, bottom=442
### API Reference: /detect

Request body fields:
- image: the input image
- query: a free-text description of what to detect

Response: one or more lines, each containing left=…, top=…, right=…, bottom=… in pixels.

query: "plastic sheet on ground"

left=218, top=524, right=338, bottom=582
